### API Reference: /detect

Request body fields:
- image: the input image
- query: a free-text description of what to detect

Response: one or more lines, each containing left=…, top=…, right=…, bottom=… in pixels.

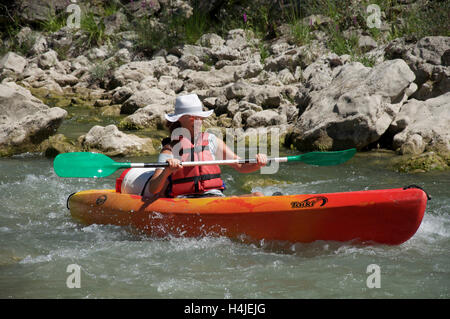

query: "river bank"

left=1, top=0, right=449, bottom=172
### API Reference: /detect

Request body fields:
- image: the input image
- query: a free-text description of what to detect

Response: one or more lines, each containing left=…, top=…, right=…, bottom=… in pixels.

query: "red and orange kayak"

left=67, top=187, right=428, bottom=245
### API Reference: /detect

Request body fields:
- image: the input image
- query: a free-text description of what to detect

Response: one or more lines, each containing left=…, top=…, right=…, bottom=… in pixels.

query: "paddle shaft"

left=124, top=157, right=289, bottom=169
left=53, top=149, right=355, bottom=178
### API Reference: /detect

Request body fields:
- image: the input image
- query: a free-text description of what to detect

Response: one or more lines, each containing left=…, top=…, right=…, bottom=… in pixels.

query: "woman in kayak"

left=145, top=93, right=268, bottom=198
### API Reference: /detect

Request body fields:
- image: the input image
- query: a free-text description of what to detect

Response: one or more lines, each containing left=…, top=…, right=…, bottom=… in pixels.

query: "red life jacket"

left=170, top=132, right=224, bottom=197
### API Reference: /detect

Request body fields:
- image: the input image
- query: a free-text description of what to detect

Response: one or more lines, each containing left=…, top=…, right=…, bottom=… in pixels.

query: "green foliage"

left=259, top=42, right=270, bottom=64
left=2, top=0, right=448, bottom=66
left=208, top=0, right=279, bottom=40
left=290, top=21, right=312, bottom=46
left=308, top=0, right=347, bottom=26
left=40, top=12, right=67, bottom=33
left=353, top=54, right=377, bottom=68
left=183, top=9, right=211, bottom=44
left=53, top=44, right=71, bottom=61
left=393, top=152, right=449, bottom=173
left=134, top=16, right=179, bottom=54
left=134, top=18, right=159, bottom=53
left=135, top=6, right=212, bottom=55
left=80, top=12, right=106, bottom=47
left=89, top=62, right=109, bottom=83
left=387, top=0, right=450, bottom=40
left=89, top=60, right=118, bottom=87
left=13, top=31, right=39, bottom=57
left=104, top=2, right=122, bottom=17
left=241, top=3, right=272, bottom=38
left=327, top=24, right=358, bottom=56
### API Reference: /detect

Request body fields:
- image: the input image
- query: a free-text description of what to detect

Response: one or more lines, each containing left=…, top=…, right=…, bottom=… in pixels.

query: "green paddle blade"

left=53, top=152, right=130, bottom=178
left=287, top=148, right=356, bottom=166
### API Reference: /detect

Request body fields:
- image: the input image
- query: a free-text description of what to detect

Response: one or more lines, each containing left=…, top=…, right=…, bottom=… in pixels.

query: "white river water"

left=0, top=151, right=448, bottom=298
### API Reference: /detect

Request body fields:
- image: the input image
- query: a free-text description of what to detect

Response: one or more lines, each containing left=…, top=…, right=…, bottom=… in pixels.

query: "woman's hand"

left=165, top=158, right=183, bottom=173
left=255, top=153, right=268, bottom=168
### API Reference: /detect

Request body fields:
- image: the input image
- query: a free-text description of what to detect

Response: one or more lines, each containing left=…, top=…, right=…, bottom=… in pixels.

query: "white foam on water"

left=419, top=214, right=450, bottom=240
left=19, top=246, right=90, bottom=265
left=1, top=156, right=449, bottom=298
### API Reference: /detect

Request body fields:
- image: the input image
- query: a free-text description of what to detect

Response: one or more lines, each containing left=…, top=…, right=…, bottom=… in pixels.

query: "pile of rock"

left=0, top=1, right=448, bottom=172
left=0, top=82, right=67, bottom=156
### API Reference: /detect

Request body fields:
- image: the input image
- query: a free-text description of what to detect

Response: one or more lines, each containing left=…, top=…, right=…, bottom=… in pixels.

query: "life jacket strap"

left=178, top=145, right=210, bottom=160
left=172, top=173, right=222, bottom=193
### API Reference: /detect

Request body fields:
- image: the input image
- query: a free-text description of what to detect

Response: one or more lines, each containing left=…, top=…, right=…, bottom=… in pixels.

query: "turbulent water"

left=0, top=151, right=449, bottom=299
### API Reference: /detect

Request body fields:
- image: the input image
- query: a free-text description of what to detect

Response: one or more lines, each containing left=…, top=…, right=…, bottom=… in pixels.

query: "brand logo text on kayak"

left=96, top=195, right=107, bottom=205
left=290, top=196, right=328, bottom=209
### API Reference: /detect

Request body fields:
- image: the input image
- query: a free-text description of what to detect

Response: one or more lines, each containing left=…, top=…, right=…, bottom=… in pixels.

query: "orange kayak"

left=67, top=187, right=428, bottom=245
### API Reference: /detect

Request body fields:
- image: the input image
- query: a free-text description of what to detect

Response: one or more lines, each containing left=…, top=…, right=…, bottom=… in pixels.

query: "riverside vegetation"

left=0, top=0, right=449, bottom=173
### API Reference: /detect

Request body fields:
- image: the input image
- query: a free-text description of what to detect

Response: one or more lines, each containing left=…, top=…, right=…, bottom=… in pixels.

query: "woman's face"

left=179, top=115, right=203, bottom=133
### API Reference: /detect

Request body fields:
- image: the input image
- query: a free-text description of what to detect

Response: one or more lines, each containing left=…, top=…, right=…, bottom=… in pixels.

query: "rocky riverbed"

left=0, top=0, right=448, bottom=172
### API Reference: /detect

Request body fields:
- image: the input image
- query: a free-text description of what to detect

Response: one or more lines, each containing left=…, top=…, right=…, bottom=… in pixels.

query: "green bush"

left=290, top=21, right=312, bottom=46
left=183, top=9, right=210, bottom=44
left=134, top=5, right=212, bottom=55
left=80, top=12, right=106, bottom=47
left=14, top=31, right=39, bottom=57
left=259, top=42, right=270, bottom=64
left=327, top=24, right=358, bottom=56
left=89, top=60, right=118, bottom=87
left=40, top=12, right=67, bottom=33
left=387, top=0, right=450, bottom=39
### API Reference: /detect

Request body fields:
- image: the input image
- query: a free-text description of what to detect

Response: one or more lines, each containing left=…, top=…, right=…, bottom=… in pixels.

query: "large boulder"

left=38, top=50, right=59, bottom=69
left=245, top=85, right=283, bottom=109
left=409, top=36, right=450, bottom=66
left=0, top=52, right=28, bottom=76
left=246, top=110, right=287, bottom=128
left=120, top=87, right=175, bottom=114
left=14, top=0, right=68, bottom=25
left=181, top=65, right=242, bottom=90
left=196, top=33, right=225, bottom=48
left=119, top=103, right=174, bottom=130
left=103, top=11, right=129, bottom=36
left=386, top=36, right=450, bottom=100
left=233, top=57, right=263, bottom=80
left=78, top=125, right=157, bottom=157
left=0, top=82, right=67, bottom=156
left=289, top=59, right=416, bottom=151
left=390, top=92, right=450, bottom=155
left=108, top=60, right=163, bottom=89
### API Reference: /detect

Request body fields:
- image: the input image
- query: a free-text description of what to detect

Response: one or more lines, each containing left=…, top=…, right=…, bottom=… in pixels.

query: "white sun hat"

left=165, top=94, right=213, bottom=122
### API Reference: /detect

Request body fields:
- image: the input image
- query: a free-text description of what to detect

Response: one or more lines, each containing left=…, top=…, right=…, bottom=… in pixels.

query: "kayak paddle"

left=53, top=148, right=356, bottom=178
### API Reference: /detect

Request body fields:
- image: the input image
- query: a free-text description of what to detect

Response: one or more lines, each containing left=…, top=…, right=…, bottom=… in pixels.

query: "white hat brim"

left=165, top=109, right=214, bottom=122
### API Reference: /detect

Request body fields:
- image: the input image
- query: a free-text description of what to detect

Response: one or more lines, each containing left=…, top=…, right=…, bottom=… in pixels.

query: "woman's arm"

left=147, top=151, right=182, bottom=195
left=215, top=138, right=267, bottom=173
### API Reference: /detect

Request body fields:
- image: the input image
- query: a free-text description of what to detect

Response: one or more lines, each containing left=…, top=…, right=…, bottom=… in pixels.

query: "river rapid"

left=0, top=150, right=449, bottom=299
